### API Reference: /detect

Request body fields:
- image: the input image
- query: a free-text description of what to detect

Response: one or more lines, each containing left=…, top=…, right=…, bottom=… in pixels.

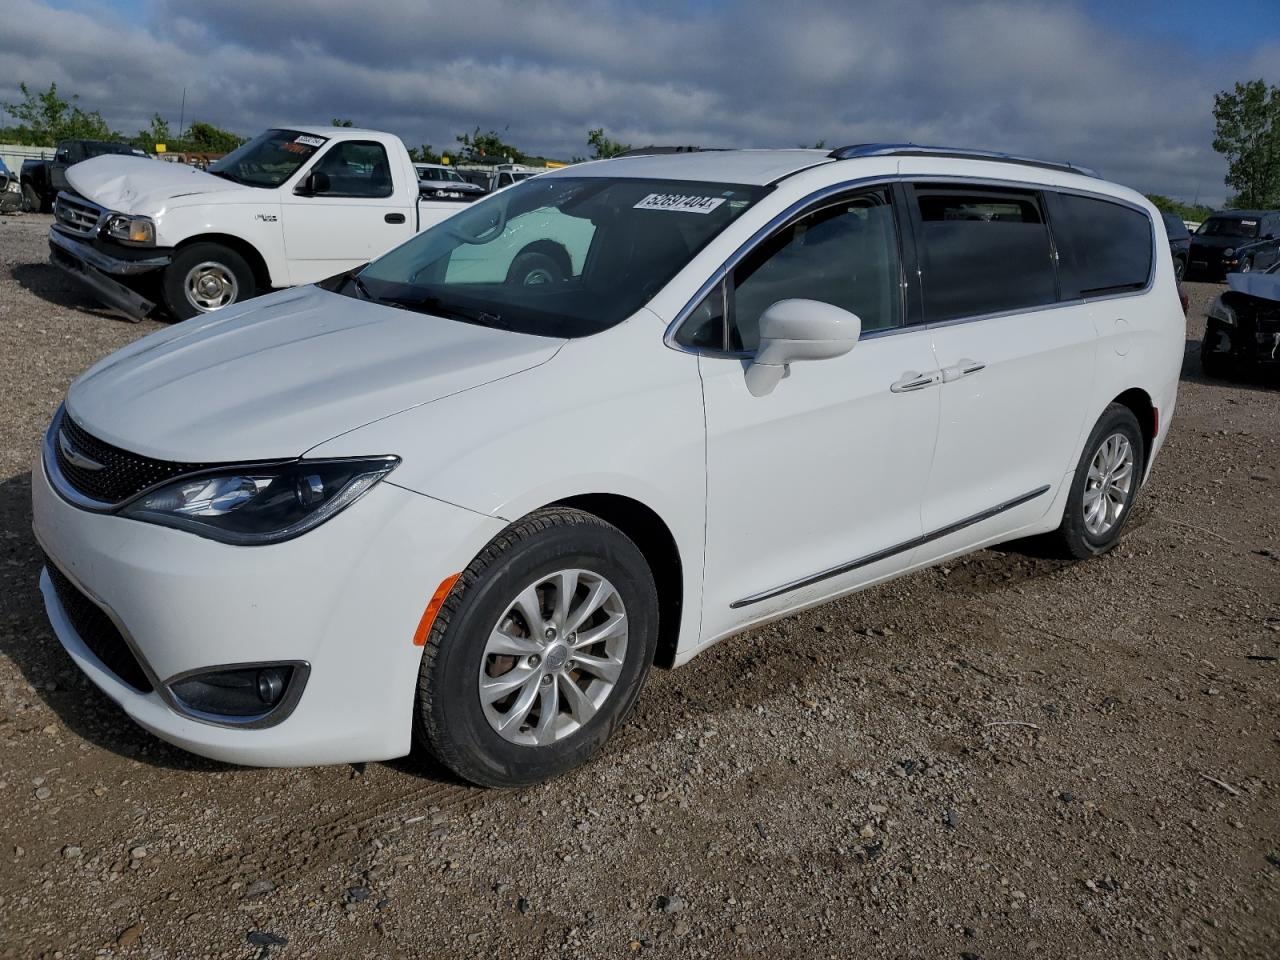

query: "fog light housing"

left=167, top=662, right=308, bottom=726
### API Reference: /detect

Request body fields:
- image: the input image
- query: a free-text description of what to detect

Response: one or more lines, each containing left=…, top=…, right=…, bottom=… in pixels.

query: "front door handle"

left=384, top=212, right=406, bottom=224
left=890, top=370, right=940, bottom=393
left=940, top=358, right=985, bottom=383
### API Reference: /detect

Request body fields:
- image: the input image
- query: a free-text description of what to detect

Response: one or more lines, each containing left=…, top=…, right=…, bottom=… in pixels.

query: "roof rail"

left=612, top=146, right=727, bottom=158
left=827, top=143, right=1099, bottom=179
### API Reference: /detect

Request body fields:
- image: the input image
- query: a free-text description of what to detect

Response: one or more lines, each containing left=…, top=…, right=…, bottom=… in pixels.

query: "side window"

left=309, top=141, right=393, bottom=198
left=675, top=282, right=726, bottom=350
left=1048, top=193, right=1153, bottom=298
left=913, top=187, right=1057, bottom=322
left=726, top=191, right=902, bottom=352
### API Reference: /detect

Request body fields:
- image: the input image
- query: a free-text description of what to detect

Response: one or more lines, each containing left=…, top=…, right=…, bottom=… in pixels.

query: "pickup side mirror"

left=744, top=299, right=861, bottom=397
left=296, top=170, right=331, bottom=196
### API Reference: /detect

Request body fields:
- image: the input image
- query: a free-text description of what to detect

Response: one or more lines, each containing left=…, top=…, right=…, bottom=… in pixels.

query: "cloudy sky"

left=2, top=0, right=1277, bottom=205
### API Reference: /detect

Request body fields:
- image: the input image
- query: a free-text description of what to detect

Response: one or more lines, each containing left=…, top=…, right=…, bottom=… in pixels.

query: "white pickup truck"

left=49, top=127, right=476, bottom=320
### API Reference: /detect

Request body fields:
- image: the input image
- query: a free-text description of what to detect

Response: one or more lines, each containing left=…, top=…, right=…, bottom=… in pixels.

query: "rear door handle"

left=890, top=370, right=940, bottom=393
left=940, top=358, right=985, bottom=383
left=384, top=212, right=406, bottom=224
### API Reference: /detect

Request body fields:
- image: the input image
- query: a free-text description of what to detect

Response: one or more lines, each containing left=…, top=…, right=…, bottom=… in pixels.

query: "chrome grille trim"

left=53, top=192, right=108, bottom=237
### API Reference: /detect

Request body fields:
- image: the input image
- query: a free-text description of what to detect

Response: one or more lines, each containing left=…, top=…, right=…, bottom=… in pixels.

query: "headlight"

left=119, top=457, right=398, bottom=545
left=1222, top=247, right=1235, bottom=258
left=1207, top=297, right=1236, bottom=326
left=104, top=214, right=156, bottom=246
left=5, top=180, right=18, bottom=194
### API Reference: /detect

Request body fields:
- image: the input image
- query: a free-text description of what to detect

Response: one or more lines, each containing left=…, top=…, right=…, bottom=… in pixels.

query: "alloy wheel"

left=1083, top=432, right=1135, bottom=536
left=478, top=568, right=628, bottom=746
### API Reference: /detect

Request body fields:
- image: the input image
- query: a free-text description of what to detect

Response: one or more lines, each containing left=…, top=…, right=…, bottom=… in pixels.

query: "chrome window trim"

left=665, top=173, right=1158, bottom=357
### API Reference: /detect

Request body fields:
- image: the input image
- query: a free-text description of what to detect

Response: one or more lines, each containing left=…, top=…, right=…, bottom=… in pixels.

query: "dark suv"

left=1188, top=210, right=1280, bottom=279
left=1161, top=213, right=1190, bottom=280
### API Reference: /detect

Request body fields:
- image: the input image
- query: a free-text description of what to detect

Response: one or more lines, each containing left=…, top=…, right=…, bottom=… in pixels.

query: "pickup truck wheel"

left=21, top=184, right=41, bottom=213
left=1173, top=255, right=1186, bottom=280
left=162, top=244, right=255, bottom=321
left=506, top=248, right=568, bottom=287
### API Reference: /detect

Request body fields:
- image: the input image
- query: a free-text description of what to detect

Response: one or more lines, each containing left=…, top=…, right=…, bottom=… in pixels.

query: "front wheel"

left=161, top=243, right=256, bottom=321
left=415, top=508, right=658, bottom=787
left=21, top=184, right=41, bottom=213
left=1174, top=256, right=1186, bottom=281
left=1049, top=404, right=1144, bottom=559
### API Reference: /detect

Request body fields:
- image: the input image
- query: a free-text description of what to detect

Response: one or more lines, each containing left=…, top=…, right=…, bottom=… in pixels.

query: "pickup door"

left=281, top=139, right=415, bottom=285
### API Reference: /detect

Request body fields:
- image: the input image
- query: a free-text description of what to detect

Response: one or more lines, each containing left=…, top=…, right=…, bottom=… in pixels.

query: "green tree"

left=331, top=118, right=354, bottom=127
left=587, top=127, right=630, bottom=159
left=1, top=81, right=117, bottom=146
left=454, top=127, right=526, bottom=164
left=1144, top=194, right=1214, bottom=223
left=133, top=113, right=171, bottom=150
left=1212, top=79, right=1280, bottom=209
left=407, top=143, right=442, bottom=164
left=181, top=121, right=245, bottom=153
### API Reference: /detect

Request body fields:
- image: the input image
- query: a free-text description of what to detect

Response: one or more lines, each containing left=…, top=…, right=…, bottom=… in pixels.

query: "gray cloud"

left=2, top=0, right=1275, bottom=204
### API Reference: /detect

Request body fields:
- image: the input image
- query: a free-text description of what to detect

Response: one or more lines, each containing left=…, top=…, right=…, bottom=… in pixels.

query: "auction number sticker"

left=634, top=193, right=726, bottom=214
left=294, top=135, right=327, bottom=148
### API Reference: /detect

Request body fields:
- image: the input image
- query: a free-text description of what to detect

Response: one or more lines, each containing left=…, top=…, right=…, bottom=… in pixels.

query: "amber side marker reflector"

left=413, top=573, right=461, bottom=646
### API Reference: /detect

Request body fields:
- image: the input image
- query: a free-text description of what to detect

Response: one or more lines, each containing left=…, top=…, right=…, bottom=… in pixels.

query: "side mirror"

left=744, top=299, right=861, bottom=396
left=297, top=170, right=331, bottom=196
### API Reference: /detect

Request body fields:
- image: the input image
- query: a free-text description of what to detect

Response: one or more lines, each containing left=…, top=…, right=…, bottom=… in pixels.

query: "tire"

left=21, top=184, right=41, bottom=213
left=415, top=507, right=658, bottom=787
left=505, top=244, right=569, bottom=286
left=1049, top=404, right=1145, bottom=560
left=1173, top=256, right=1186, bottom=281
left=161, top=243, right=256, bottom=321
left=1201, top=326, right=1231, bottom=379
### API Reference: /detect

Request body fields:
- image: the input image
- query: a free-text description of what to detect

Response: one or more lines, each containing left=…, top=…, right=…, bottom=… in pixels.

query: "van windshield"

left=208, top=129, right=328, bottom=188
left=350, top=176, right=769, bottom=338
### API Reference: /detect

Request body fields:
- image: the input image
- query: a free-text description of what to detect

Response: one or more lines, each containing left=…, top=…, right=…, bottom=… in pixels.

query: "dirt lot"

left=0, top=211, right=1277, bottom=960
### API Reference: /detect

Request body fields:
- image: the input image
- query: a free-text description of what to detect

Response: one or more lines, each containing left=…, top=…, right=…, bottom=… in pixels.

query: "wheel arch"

left=1111, top=387, right=1156, bottom=474
left=174, top=233, right=273, bottom=292
left=550, top=493, right=684, bottom=669
left=512, top=238, right=572, bottom=275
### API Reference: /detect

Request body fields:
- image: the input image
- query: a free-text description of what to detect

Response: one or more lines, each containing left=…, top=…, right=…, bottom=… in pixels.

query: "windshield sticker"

left=634, top=194, right=726, bottom=214
left=294, top=135, right=327, bottom=148
left=1241, top=220, right=1257, bottom=227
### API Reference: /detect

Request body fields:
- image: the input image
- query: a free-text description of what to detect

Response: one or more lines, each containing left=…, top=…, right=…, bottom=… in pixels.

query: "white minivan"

left=34, top=145, right=1183, bottom=786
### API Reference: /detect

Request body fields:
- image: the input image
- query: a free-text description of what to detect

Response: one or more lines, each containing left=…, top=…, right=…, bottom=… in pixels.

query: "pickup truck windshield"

left=353, top=176, right=768, bottom=337
left=1196, top=218, right=1259, bottom=239
left=208, top=129, right=328, bottom=188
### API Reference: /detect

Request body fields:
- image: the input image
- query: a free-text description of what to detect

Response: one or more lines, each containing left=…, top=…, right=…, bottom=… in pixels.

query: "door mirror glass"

left=744, top=299, right=861, bottom=396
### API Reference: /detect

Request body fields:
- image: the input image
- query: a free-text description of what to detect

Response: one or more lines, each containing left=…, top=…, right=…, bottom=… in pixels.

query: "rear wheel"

left=415, top=508, right=658, bottom=787
left=161, top=243, right=256, bottom=321
left=21, top=184, right=41, bottom=213
left=1049, top=404, right=1144, bottom=559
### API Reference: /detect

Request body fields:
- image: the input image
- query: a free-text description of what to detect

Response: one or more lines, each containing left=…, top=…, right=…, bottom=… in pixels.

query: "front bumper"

left=49, top=228, right=170, bottom=320
left=1204, top=316, right=1280, bottom=365
left=1188, top=248, right=1239, bottom=279
left=33, top=449, right=505, bottom=766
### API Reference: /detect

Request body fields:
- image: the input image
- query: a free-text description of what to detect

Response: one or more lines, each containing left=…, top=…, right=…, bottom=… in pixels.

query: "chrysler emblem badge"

left=58, top=429, right=105, bottom=471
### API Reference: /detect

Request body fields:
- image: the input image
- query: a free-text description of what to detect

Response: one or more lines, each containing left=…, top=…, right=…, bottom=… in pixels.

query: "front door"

left=696, top=188, right=941, bottom=643
left=281, top=140, right=413, bottom=285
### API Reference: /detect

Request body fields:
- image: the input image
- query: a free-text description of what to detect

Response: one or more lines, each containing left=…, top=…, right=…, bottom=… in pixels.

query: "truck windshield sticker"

left=634, top=194, right=726, bottom=214
left=1241, top=220, right=1258, bottom=227
left=294, top=135, right=328, bottom=148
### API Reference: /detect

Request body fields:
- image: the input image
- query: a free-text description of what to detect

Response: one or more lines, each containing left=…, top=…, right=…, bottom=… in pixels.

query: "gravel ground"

left=0, top=211, right=1277, bottom=960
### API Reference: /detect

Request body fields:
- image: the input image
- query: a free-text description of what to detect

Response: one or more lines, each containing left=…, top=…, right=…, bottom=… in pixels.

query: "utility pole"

left=177, top=87, right=186, bottom=149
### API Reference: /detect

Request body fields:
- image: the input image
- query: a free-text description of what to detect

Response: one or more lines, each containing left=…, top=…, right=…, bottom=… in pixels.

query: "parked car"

left=1187, top=210, right=1280, bottom=279
left=47, top=127, right=476, bottom=321
left=1202, top=258, right=1280, bottom=377
left=1161, top=212, right=1190, bottom=280
left=0, top=157, right=22, bottom=213
left=20, top=139, right=148, bottom=213
left=33, top=144, right=1183, bottom=786
left=414, top=162, right=487, bottom=201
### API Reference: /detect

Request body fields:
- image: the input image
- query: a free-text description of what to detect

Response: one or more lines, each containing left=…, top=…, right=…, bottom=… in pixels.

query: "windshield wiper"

left=382, top=293, right=509, bottom=329
left=207, top=169, right=241, bottom=184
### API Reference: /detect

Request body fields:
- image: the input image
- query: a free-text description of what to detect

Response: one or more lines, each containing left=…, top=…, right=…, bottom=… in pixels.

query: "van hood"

left=65, top=286, right=564, bottom=462
left=65, top=155, right=247, bottom=214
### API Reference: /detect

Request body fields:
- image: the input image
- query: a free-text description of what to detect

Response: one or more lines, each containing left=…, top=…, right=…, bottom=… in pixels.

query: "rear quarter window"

left=1048, top=193, right=1153, bottom=298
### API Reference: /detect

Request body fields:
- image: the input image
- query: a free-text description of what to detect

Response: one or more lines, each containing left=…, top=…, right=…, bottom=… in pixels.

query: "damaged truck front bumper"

left=49, top=228, right=171, bottom=321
